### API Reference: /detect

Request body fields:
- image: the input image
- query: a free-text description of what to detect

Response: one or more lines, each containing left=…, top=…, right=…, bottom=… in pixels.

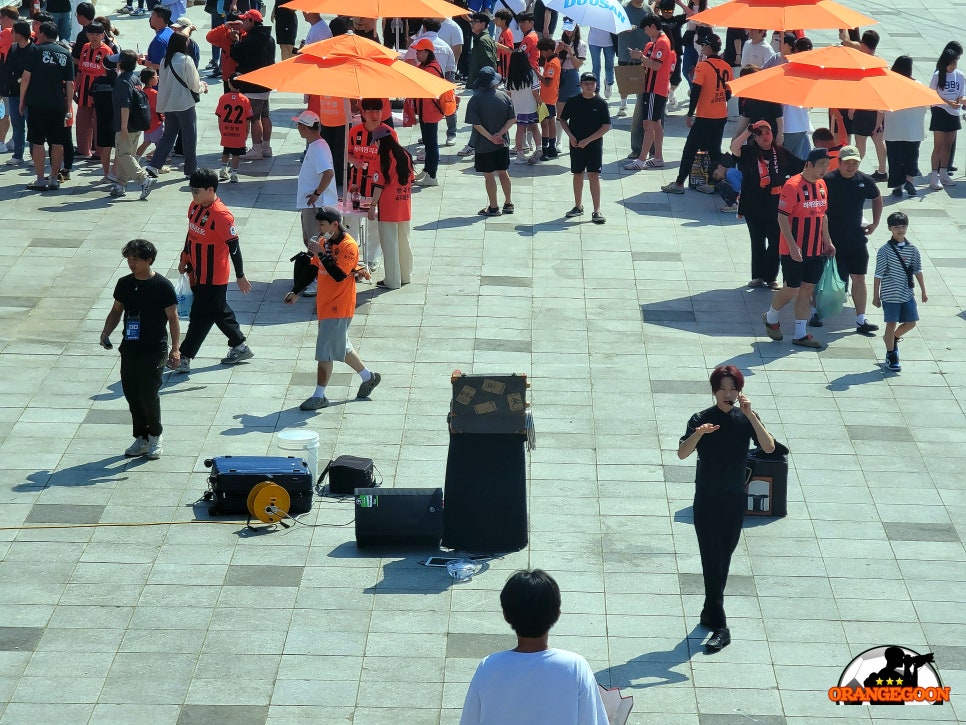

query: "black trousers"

left=180, top=283, right=245, bottom=359
left=675, top=117, right=727, bottom=186
left=693, top=489, right=745, bottom=629
left=745, top=211, right=781, bottom=284
left=120, top=348, right=167, bottom=438
left=320, top=123, right=347, bottom=190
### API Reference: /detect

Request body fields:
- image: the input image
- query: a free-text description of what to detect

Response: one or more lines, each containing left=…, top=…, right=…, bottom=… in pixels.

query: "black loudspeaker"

left=449, top=373, right=528, bottom=435
left=442, top=433, right=528, bottom=552
left=745, top=442, right=789, bottom=517
left=354, top=488, right=443, bottom=547
left=320, top=455, right=375, bottom=495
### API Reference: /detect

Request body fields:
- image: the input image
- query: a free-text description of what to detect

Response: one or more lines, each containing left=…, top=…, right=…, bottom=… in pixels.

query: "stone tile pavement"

left=1, top=4, right=966, bottom=723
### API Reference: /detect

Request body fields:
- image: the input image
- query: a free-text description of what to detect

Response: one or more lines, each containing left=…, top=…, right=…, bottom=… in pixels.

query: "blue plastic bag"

left=815, top=257, right=847, bottom=320
left=175, top=273, right=193, bottom=319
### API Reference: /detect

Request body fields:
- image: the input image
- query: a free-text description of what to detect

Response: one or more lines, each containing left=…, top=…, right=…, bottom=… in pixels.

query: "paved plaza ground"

left=1, top=3, right=966, bottom=723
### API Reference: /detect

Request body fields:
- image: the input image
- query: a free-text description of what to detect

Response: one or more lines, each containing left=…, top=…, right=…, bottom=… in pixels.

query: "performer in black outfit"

left=678, top=365, right=775, bottom=653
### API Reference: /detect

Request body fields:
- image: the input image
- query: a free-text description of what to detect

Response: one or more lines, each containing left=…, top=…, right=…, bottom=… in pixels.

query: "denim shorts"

left=882, top=298, right=918, bottom=323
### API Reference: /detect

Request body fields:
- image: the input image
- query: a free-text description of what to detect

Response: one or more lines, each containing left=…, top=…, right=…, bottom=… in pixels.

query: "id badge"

left=124, top=316, right=141, bottom=341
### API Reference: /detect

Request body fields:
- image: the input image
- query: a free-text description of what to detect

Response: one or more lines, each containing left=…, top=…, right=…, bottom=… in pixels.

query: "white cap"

left=292, top=110, right=321, bottom=126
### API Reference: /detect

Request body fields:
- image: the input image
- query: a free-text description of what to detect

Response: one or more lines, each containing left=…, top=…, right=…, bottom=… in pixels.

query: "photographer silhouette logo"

left=828, top=645, right=950, bottom=705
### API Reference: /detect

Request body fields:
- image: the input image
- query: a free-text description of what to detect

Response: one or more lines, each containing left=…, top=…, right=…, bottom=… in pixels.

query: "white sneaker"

left=303, top=280, right=317, bottom=296
left=667, top=95, right=678, bottom=111
left=416, top=174, right=438, bottom=186
left=262, top=142, right=273, bottom=158
left=457, top=144, right=474, bottom=156
left=139, top=176, right=155, bottom=200
left=617, top=106, right=627, bottom=118
left=414, top=170, right=427, bottom=182
left=604, top=83, right=612, bottom=99
left=125, top=437, right=149, bottom=457
left=416, top=146, right=426, bottom=162
left=514, top=155, right=527, bottom=164
left=146, top=434, right=163, bottom=459
left=929, top=172, right=943, bottom=190
left=241, top=147, right=263, bottom=160
left=940, top=172, right=956, bottom=186
left=229, top=170, right=238, bottom=183
left=219, top=167, right=230, bottom=181
left=0, top=141, right=7, bottom=152
left=5, top=157, right=22, bottom=166
left=624, top=158, right=647, bottom=170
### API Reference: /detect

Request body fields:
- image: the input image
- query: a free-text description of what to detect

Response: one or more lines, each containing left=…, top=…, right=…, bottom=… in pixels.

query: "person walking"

left=100, top=239, right=180, bottom=460
left=368, top=126, right=414, bottom=290
left=678, top=366, right=775, bottom=653
left=110, top=49, right=156, bottom=199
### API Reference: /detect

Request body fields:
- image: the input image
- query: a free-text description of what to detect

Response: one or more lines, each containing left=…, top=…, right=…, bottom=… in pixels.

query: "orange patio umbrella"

left=727, top=45, right=942, bottom=111
left=689, top=0, right=874, bottom=31
left=282, top=0, right=466, bottom=17
left=299, top=32, right=399, bottom=61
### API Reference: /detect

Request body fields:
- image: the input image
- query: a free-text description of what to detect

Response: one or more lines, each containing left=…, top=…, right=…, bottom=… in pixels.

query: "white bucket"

left=277, top=429, right=320, bottom=484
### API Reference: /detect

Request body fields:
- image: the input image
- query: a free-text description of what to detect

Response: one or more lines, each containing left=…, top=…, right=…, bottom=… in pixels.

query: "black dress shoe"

left=706, top=627, right=731, bottom=652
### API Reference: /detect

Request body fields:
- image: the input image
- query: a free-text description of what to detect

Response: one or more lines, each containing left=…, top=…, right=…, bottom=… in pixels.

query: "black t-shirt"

left=723, top=27, right=745, bottom=67
left=823, top=169, right=880, bottom=244
left=739, top=97, right=782, bottom=135
left=560, top=93, right=611, bottom=143
left=24, top=42, right=74, bottom=109
left=736, top=143, right=802, bottom=215
left=682, top=405, right=761, bottom=494
left=113, top=273, right=177, bottom=354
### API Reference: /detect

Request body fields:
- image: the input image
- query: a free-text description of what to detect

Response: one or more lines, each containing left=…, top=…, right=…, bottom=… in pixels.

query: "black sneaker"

left=808, top=313, right=823, bottom=328
left=592, top=211, right=606, bottom=224
left=544, top=147, right=559, bottom=158
left=356, top=372, right=381, bottom=399
left=565, top=205, right=584, bottom=217
left=886, top=351, right=901, bottom=372
left=891, top=186, right=903, bottom=197
left=871, top=171, right=888, bottom=182
left=904, top=181, right=917, bottom=196
left=856, top=321, right=879, bottom=336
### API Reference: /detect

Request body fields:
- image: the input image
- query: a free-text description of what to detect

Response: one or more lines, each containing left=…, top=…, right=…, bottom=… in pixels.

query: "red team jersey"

left=520, top=30, right=540, bottom=70
left=371, top=153, right=414, bottom=223
left=76, top=43, right=112, bottom=107
left=778, top=176, right=828, bottom=257
left=643, top=33, right=674, bottom=97
left=347, top=122, right=397, bottom=198
left=182, top=199, right=239, bottom=286
left=216, top=92, right=253, bottom=148
left=144, top=86, right=163, bottom=132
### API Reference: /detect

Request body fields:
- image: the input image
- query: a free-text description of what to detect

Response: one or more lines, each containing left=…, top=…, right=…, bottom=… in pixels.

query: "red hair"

left=710, top=365, right=744, bottom=393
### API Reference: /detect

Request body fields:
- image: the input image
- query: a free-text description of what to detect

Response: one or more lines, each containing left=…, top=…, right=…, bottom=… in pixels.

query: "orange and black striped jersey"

left=76, top=43, right=111, bottom=107
left=346, top=123, right=396, bottom=198
left=643, top=33, right=674, bottom=97
left=182, top=198, right=239, bottom=286
left=778, top=175, right=828, bottom=257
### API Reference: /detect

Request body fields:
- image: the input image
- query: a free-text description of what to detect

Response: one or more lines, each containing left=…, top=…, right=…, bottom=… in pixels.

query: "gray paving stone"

left=883, top=522, right=961, bottom=543
left=0, top=628, right=43, bottom=653
left=177, top=705, right=270, bottom=725
left=224, top=565, right=304, bottom=588
left=24, top=504, right=104, bottom=525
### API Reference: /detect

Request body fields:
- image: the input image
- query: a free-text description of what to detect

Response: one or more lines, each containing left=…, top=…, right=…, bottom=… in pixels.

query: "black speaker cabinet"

left=442, top=433, right=528, bottom=552
left=354, top=488, right=443, bottom=548
left=745, top=446, right=788, bottom=517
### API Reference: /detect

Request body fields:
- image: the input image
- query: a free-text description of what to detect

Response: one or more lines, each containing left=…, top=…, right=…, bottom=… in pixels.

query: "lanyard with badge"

left=125, top=281, right=142, bottom=341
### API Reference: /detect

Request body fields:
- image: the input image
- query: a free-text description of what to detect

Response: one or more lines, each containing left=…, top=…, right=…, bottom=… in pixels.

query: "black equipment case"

left=354, top=488, right=444, bottom=547
left=205, top=455, right=313, bottom=516
left=744, top=441, right=789, bottom=517
left=448, top=372, right=529, bottom=435
left=319, top=455, right=375, bottom=495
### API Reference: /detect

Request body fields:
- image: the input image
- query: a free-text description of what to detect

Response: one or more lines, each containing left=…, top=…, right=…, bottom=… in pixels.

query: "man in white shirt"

left=739, top=28, right=774, bottom=71
left=294, top=110, right=336, bottom=298
left=763, top=33, right=812, bottom=160
left=460, top=570, right=609, bottom=725
left=302, top=12, right=333, bottom=45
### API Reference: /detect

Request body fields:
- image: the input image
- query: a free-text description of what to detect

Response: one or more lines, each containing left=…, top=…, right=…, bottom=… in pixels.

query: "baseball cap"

left=476, top=65, right=501, bottom=89
left=240, top=9, right=262, bottom=22
left=579, top=71, right=597, bottom=83
left=315, top=206, right=343, bottom=224
left=411, top=38, right=434, bottom=51
left=173, top=16, right=194, bottom=29
left=292, top=110, right=321, bottom=126
left=838, top=145, right=861, bottom=162
left=807, top=148, right=830, bottom=164
left=371, top=125, right=393, bottom=141
left=562, top=17, right=575, bottom=32
left=106, top=52, right=121, bottom=63
left=750, top=120, right=771, bottom=133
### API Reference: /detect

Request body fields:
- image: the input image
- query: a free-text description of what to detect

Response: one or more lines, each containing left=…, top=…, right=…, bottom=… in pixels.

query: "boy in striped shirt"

left=873, top=211, right=927, bottom=372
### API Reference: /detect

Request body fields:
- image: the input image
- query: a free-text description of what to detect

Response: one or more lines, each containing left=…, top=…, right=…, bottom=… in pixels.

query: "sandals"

left=502, top=203, right=514, bottom=214
left=478, top=206, right=502, bottom=216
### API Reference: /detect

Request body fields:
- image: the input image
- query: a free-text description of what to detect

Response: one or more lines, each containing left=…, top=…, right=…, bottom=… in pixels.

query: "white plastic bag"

left=175, top=273, right=193, bottom=319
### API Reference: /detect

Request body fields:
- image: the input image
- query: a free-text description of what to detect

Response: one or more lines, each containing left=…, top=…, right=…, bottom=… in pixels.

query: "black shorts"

left=780, top=254, right=825, bottom=288
left=474, top=147, right=510, bottom=173
left=274, top=8, right=297, bottom=45
left=851, top=109, right=877, bottom=137
left=223, top=146, right=246, bottom=156
left=930, top=107, right=962, bottom=133
left=570, top=140, right=603, bottom=174
left=27, top=107, right=68, bottom=146
left=642, top=93, right=667, bottom=123
left=833, top=238, right=869, bottom=278
left=834, top=108, right=854, bottom=136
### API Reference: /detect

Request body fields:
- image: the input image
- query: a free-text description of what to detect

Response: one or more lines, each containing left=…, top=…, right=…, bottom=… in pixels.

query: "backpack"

left=128, top=85, right=152, bottom=132
left=435, top=89, right=459, bottom=117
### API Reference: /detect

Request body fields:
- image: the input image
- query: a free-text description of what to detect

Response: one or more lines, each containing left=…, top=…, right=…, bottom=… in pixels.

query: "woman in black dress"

left=678, top=365, right=775, bottom=653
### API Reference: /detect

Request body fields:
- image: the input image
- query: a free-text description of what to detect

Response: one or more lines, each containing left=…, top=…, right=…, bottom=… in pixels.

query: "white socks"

left=765, top=307, right=780, bottom=325
left=313, top=385, right=326, bottom=398
left=359, top=369, right=373, bottom=382
left=794, top=319, right=807, bottom=339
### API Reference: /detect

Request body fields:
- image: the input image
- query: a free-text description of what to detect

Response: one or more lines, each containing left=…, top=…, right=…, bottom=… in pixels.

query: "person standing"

left=615, top=0, right=647, bottom=118
left=412, top=38, right=445, bottom=186
left=3, top=20, right=32, bottom=167
left=271, top=0, right=298, bottom=59
left=346, top=100, right=394, bottom=270
left=678, top=366, right=775, bottom=653
left=559, top=71, right=611, bottom=223
left=884, top=56, right=927, bottom=198
left=465, top=66, right=516, bottom=216
left=368, top=126, right=414, bottom=290
left=459, top=11, right=498, bottom=158
left=586, top=24, right=614, bottom=98
left=73, top=20, right=112, bottom=160
left=537, top=37, right=561, bottom=160
left=624, top=13, right=674, bottom=170
left=284, top=207, right=381, bottom=411
left=141, top=7, right=173, bottom=72
left=100, top=239, right=181, bottom=460
left=459, top=569, right=609, bottom=724
left=739, top=28, right=773, bottom=70
left=294, top=110, right=336, bottom=250
left=730, top=120, right=802, bottom=289
left=231, top=10, right=276, bottom=159
left=762, top=148, right=834, bottom=349
left=927, top=45, right=963, bottom=190
left=146, top=32, right=205, bottom=178
left=176, top=169, right=253, bottom=372
left=661, top=33, right=731, bottom=194
left=823, top=144, right=882, bottom=335
left=110, top=49, right=156, bottom=200
left=19, top=21, right=74, bottom=191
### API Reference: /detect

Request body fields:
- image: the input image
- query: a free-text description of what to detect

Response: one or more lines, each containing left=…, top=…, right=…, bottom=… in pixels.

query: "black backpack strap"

left=889, top=243, right=915, bottom=288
